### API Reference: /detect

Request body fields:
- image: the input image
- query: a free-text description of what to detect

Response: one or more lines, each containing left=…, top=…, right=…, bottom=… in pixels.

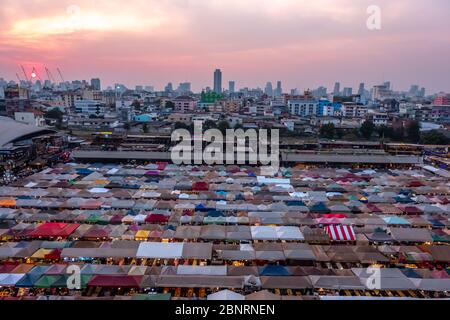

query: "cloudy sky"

left=1, top=0, right=449, bottom=93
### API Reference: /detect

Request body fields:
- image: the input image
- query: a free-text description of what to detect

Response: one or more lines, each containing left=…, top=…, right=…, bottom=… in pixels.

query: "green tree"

left=360, top=120, right=375, bottom=140
left=420, top=130, right=450, bottom=145
left=203, top=120, right=217, bottom=131
left=165, top=101, right=175, bottom=109
left=44, top=108, right=63, bottom=129
left=406, top=120, right=421, bottom=143
left=174, top=122, right=190, bottom=130
left=234, top=123, right=244, bottom=130
left=44, top=108, right=63, bottom=120
left=319, top=123, right=335, bottom=139
left=217, top=120, right=230, bottom=134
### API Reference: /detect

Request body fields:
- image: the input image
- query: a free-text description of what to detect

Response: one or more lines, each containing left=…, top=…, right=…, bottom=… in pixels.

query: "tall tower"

left=333, top=82, right=340, bottom=95
left=214, top=69, right=222, bottom=94
left=228, top=81, right=235, bottom=93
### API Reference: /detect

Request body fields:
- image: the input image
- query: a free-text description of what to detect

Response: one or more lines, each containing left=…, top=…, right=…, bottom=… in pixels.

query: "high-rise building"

left=228, top=81, right=235, bottom=93
left=213, top=69, right=222, bottom=94
left=176, top=82, right=191, bottom=94
left=333, top=82, right=340, bottom=95
left=313, top=86, right=327, bottom=98
left=343, top=87, right=353, bottom=97
left=265, top=82, right=273, bottom=96
left=383, top=81, right=391, bottom=90
left=358, top=83, right=365, bottom=96
left=165, top=82, right=173, bottom=93
left=275, top=81, right=282, bottom=97
left=91, top=78, right=101, bottom=90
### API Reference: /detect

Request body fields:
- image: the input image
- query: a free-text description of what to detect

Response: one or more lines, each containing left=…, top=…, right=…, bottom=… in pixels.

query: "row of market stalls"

left=1, top=219, right=448, bottom=244
left=1, top=239, right=450, bottom=264
left=0, top=163, right=449, bottom=299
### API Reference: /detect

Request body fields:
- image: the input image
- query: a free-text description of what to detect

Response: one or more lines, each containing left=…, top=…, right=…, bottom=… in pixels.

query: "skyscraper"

left=165, top=82, right=173, bottom=93
left=228, top=81, right=235, bottom=93
left=91, top=78, right=101, bottom=90
left=333, top=82, right=340, bottom=95
left=358, top=83, right=365, bottom=96
left=213, top=69, right=222, bottom=94
left=343, top=87, right=353, bottom=97
left=265, top=82, right=273, bottom=96
left=275, top=81, right=282, bottom=97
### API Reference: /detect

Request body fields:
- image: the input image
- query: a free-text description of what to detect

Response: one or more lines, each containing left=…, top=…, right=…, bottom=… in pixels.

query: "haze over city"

left=1, top=0, right=449, bottom=92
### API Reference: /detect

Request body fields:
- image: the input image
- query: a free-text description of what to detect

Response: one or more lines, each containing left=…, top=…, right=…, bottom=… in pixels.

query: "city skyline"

left=0, top=0, right=449, bottom=92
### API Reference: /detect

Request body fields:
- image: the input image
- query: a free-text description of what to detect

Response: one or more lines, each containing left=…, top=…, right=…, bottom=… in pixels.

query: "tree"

left=44, top=108, right=63, bottom=120
left=165, top=101, right=175, bottom=109
left=319, top=123, right=335, bottom=139
left=44, top=108, right=63, bottom=129
left=377, top=125, right=391, bottom=139
left=360, top=120, right=375, bottom=140
left=203, top=120, right=217, bottom=131
left=234, top=123, right=244, bottom=130
left=420, top=130, right=450, bottom=145
left=142, top=123, right=149, bottom=133
left=406, top=120, right=421, bottom=143
left=174, top=122, right=190, bottom=130
left=217, top=120, right=230, bottom=134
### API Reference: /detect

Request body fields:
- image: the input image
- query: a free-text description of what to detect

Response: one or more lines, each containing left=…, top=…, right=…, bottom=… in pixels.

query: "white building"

left=288, top=100, right=319, bottom=117
left=14, top=112, right=46, bottom=127
left=75, top=100, right=107, bottom=115
left=340, top=103, right=367, bottom=118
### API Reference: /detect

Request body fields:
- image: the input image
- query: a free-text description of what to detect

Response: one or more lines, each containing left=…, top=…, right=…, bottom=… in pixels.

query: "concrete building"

left=213, top=69, right=222, bottom=94
left=173, top=96, right=197, bottom=113
left=14, top=111, right=46, bottom=127
left=74, top=100, right=107, bottom=115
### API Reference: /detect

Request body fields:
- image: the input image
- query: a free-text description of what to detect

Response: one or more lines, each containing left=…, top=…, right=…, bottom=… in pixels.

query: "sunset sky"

left=1, top=0, right=449, bottom=92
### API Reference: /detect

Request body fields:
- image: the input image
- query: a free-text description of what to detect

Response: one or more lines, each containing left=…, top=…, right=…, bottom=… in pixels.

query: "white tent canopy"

left=136, top=242, right=184, bottom=259
left=207, top=289, right=245, bottom=300
left=177, top=265, right=227, bottom=276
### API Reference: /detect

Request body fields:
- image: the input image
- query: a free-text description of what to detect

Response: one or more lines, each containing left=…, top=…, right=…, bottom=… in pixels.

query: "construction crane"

left=45, top=67, right=56, bottom=83
left=20, top=65, right=29, bottom=82
left=30, top=66, right=42, bottom=81
left=16, top=73, right=22, bottom=83
left=57, top=67, right=65, bottom=82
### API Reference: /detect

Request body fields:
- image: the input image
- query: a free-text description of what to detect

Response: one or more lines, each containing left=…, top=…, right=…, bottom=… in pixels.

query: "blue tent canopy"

left=260, top=265, right=291, bottom=276
left=76, top=168, right=93, bottom=175
left=286, top=200, right=306, bottom=207
left=395, top=196, right=413, bottom=203
left=15, top=274, right=41, bottom=288
left=195, top=204, right=214, bottom=212
left=206, top=210, right=225, bottom=217
left=399, top=268, right=421, bottom=278
left=309, top=202, right=330, bottom=213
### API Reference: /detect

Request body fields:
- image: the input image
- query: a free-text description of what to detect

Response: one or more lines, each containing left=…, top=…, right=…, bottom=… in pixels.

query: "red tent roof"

left=88, top=275, right=143, bottom=288
left=402, top=206, right=422, bottom=214
left=28, top=222, right=80, bottom=238
left=145, top=214, right=168, bottom=223
left=44, top=249, right=62, bottom=260
left=82, top=228, right=110, bottom=239
left=192, top=181, right=209, bottom=191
